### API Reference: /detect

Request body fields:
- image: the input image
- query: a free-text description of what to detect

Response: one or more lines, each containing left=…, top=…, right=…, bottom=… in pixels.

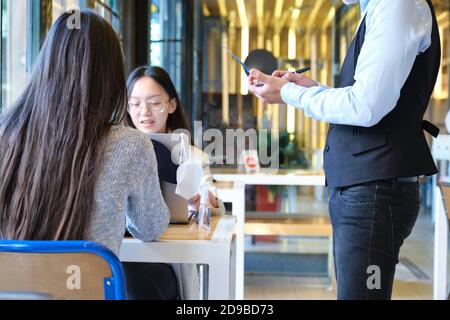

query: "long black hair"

left=0, top=10, right=127, bottom=240
left=125, top=66, right=190, bottom=132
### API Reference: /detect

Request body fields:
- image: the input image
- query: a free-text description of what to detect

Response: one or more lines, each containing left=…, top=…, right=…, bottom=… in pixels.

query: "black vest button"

left=325, top=146, right=330, bottom=152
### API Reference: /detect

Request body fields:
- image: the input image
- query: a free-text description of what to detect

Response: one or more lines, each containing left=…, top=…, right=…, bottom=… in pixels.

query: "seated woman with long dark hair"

left=0, top=10, right=178, bottom=300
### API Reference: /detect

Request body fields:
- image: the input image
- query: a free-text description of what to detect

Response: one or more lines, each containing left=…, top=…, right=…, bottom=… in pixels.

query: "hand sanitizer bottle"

left=198, top=186, right=211, bottom=231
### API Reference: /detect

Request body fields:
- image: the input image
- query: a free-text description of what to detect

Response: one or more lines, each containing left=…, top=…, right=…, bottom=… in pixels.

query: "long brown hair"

left=0, top=10, right=127, bottom=240
left=125, top=66, right=190, bottom=132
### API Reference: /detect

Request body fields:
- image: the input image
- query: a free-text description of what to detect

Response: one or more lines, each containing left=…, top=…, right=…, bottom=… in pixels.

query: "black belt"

left=378, top=176, right=419, bottom=184
left=395, top=176, right=419, bottom=183
left=342, top=177, right=419, bottom=189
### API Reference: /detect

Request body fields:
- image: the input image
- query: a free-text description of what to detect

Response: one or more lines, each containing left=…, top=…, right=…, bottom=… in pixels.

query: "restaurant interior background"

left=1, top=0, right=449, bottom=299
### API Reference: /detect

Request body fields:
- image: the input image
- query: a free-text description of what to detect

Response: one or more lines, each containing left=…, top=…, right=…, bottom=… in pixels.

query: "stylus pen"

left=223, top=46, right=252, bottom=75
left=295, top=67, right=311, bottom=74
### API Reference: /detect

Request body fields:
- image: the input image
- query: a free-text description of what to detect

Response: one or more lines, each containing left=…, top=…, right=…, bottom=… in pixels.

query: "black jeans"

left=329, top=180, right=420, bottom=300
left=123, top=262, right=180, bottom=300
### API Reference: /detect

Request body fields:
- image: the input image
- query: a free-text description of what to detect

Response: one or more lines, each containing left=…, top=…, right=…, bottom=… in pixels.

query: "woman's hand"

left=209, top=191, right=219, bottom=208
left=189, top=191, right=219, bottom=211
left=188, top=193, right=200, bottom=212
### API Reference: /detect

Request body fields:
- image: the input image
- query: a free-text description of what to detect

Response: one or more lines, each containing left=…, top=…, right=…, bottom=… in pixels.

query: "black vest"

left=324, top=0, right=441, bottom=188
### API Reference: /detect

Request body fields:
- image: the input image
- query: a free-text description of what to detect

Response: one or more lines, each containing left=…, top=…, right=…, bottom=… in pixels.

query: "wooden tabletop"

left=159, top=216, right=221, bottom=241
left=213, top=181, right=236, bottom=190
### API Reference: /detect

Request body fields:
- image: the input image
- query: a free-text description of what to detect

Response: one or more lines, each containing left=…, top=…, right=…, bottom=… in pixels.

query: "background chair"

left=0, top=241, right=126, bottom=300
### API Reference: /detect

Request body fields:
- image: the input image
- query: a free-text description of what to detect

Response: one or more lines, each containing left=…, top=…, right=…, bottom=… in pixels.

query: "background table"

left=214, top=168, right=326, bottom=300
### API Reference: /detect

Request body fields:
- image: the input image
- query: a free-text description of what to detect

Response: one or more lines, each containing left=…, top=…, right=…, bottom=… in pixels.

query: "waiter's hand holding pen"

left=271, top=67, right=319, bottom=87
left=248, top=67, right=318, bottom=104
left=250, top=67, right=312, bottom=87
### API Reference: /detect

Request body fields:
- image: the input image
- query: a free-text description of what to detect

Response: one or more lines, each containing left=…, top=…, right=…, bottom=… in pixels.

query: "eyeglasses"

left=127, top=98, right=169, bottom=114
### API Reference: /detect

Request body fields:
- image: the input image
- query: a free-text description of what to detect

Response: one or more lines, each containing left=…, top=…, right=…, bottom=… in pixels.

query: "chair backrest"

left=441, top=183, right=450, bottom=221
left=0, top=241, right=126, bottom=300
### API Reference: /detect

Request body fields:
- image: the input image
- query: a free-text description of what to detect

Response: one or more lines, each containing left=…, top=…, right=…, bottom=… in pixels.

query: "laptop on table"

left=150, top=133, right=191, bottom=224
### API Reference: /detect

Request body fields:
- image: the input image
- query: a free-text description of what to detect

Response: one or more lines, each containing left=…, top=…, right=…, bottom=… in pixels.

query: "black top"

left=151, top=140, right=178, bottom=184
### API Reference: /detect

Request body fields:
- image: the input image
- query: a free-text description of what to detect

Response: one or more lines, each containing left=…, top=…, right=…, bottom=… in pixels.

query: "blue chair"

left=0, top=241, right=126, bottom=300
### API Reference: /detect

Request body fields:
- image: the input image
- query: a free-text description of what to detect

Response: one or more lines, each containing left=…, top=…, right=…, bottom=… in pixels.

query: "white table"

left=214, top=168, right=326, bottom=300
left=214, top=181, right=245, bottom=300
left=120, top=215, right=237, bottom=300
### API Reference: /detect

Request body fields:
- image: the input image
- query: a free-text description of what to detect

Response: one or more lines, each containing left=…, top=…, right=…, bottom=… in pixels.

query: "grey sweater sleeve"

left=125, top=132, right=170, bottom=241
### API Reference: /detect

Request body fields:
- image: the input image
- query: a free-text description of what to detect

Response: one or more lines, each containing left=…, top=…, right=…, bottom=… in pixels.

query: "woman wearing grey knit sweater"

left=0, top=11, right=177, bottom=299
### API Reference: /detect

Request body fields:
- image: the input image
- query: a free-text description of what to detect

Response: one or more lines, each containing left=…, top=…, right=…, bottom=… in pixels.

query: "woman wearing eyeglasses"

left=124, top=66, right=225, bottom=300
left=126, top=66, right=225, bottom=215
left=126, top=68, right=187, bottom=136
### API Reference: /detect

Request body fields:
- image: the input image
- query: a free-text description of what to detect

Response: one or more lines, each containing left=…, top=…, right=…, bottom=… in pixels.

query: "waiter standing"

left=248, top=0, right=441, bottom=299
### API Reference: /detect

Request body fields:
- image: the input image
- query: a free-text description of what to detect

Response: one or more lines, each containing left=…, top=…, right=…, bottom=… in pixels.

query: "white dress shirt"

left=280, top=0, right=433, bottom=127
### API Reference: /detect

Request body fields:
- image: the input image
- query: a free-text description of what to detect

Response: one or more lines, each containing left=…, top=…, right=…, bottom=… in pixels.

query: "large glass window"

left=52, top=0, right=122, bottom=35
left=52, top=0, right=78, bottom=23
left=95, top=0, right=122, bottom=38
left=150, top=0, right=184, bottom=93
left=1, top=0, right=29, bottom=111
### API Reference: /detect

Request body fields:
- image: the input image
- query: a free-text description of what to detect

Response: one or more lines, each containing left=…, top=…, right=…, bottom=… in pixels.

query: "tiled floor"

left=243, top=195, right=449, bottom=300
